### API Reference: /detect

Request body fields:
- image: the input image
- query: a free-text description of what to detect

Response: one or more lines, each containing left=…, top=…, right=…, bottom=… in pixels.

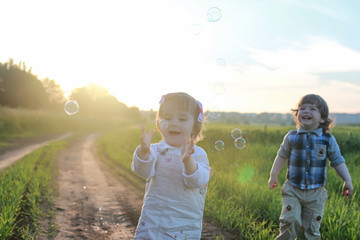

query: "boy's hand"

left=268, top=176, right=279, bottom=190
left=137, top=125, right=154, bottom=160
left=342, top=181, right=354, bottom=200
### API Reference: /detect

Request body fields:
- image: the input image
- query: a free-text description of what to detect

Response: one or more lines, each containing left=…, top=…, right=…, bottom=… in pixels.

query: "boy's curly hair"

left=291, top=94, right=334, bottom=132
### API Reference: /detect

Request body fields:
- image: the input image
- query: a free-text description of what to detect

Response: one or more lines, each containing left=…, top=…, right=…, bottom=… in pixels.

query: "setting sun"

left=1, top=0, right=360, bottom=113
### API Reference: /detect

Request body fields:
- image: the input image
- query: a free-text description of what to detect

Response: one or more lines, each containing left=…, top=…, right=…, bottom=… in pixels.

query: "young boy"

left=268, top=94, right=353, bottom=240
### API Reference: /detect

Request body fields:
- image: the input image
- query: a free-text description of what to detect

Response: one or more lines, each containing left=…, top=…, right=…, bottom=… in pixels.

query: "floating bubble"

left=208, top=111, right=221, bottom=119
left=159, top=119, right=168, bottom=130
left=231, top=128, right=242, bottom=139
left=191, top=23, right=201, bottom=35
left=207, top=7, right=222, bottom=22
left=235, top=137, right=246, bottom=149
left=64, top=100, right=79, bottom=115
left=215, top=140, right=225, bottom=151
left=206, top=105, right=221, bottom=119
left=213, top=82, right=225, bottom=95
left=216, top=58, right=226, bottom=67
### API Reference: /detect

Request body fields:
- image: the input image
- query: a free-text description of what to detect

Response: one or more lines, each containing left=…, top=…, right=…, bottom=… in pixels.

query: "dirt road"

left=53, top=134, right=238, bottom=239
left=2, top=133, right=237, bottom=239
left=53, top=134, right=141, bottom=239
left=0, top=133, right=73, bottom=170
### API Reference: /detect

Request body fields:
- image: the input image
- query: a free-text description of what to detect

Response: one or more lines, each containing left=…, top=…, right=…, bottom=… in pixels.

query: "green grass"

left=96, top=123, right=360, bottom=239
left=0, top=106, right=135, bottom=152
left=0, top=140, right=68, bottom=239
left=1, top=106, right=358, bottom=239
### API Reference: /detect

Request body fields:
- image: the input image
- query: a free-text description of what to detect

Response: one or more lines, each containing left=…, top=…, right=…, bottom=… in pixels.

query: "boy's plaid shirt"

left=278, top=127, right=345, bottom=190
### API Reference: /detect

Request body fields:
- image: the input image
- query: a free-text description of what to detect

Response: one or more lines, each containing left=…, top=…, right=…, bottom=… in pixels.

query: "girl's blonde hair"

left=291, top=94, right=334, bottom=132
left=156, top=92, right=204, bottom=143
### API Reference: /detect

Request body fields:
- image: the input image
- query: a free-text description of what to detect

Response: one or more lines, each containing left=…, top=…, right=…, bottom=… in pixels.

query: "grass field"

left=0, top=140, right=68, bottom=239
left=96, top=123, right=360, bottom=240
left=0, top=107, right=359, bottom=239
left=0, top=106, right=132, bottom=152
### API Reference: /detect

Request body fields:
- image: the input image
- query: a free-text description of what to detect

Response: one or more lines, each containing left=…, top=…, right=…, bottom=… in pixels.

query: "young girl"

left=132, top=92, right=211, bottom=239
left=268, top=94, right=353, bottom=240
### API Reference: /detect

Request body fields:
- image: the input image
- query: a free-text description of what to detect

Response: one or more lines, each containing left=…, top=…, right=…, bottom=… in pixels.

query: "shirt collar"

left=297, top=126, right=323, bottom=136
left=158, top=140, right=179, bottom=150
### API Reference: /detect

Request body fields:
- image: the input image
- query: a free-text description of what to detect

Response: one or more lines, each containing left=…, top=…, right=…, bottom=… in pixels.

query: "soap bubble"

left=64, top=100, right=79, bottom=115
left=159, top=119, right=168, bottom=130
left=206, top=105, right=221, bottom=119
left=208, top=111, right=221, bottom=119
left=207, top=7, right=222, bottom=22
left=216, top=58, right=226, bottom=67
left=191, top=23, right=201, bottom=35
left=231, top=128, right=242, bottom=139
left=215, top=140, right=225, bottom=151
left=235, top=137, right=246, bottom=149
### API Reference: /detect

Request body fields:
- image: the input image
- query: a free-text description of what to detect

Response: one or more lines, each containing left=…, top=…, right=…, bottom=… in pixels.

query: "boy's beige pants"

left=276, top=181, right=327, bottom=240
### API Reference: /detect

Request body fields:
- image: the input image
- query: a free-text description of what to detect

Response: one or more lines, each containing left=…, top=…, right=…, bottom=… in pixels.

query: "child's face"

left=297, top=103, right=324, bottom=131
left=159, top=102, right=195, bottom=148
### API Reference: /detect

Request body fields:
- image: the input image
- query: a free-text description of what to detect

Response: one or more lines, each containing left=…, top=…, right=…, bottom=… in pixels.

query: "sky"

left=1, top=0, right=360, bottom=114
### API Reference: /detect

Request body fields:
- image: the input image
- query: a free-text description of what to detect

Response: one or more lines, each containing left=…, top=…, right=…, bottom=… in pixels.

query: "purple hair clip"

left=197, top=101, right=203, bottom=123
left=159, top=95, right=166, bottom=105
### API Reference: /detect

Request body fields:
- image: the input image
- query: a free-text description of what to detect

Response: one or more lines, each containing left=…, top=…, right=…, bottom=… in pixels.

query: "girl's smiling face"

left=297, top=103, right=325, bottom=131
left=159, top=101, right=195, bottom=148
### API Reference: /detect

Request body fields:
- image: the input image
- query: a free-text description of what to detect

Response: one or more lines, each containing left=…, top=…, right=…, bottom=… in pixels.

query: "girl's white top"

left=132, top=140, right=210, bottom=240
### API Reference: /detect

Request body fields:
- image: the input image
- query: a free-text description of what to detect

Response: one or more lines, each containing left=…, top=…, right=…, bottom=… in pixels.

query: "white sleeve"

left=182, top=148, right=210, bottom=188
left=131, top=145, right=157, bottom=179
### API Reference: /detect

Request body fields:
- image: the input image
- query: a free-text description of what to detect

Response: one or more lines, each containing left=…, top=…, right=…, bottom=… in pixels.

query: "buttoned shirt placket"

left=305, top=132, right=311, bottom=187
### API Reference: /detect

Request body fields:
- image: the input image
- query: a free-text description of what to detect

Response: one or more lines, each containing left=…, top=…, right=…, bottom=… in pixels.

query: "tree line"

left=0, top=59, right=141, bottom=119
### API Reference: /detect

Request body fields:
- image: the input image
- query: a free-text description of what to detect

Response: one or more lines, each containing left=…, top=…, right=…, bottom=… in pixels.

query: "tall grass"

left=96, top=124, right=359, bottom=239
left=0, top=140, right=68, bottom=239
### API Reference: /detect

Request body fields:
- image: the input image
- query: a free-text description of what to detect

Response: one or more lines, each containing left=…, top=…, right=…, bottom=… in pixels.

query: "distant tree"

left=42, top=78, right=66, bottom=110
left=0, top=59, right=49, bottom=109
left=69, top=86, right=94, bottom=115
left=42, top=78, right=66, bottom=104
left=124, top=106, right=142, bottom=121
left=68, top=83, right=138, bottom=119
left=95, top=95, right=127, bottom=117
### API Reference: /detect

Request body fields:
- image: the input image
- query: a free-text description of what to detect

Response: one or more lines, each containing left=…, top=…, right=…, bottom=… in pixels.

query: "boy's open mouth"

left=168, top=130, right=181, bottom=135
left=302, top=115, right=312, bottom=120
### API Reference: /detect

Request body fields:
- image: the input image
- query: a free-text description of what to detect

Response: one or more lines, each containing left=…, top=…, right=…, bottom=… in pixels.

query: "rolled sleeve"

left=328, top=135, right=345, bottom=167
left=277, top=132, right=291, bottom=159
left=131, top=145, right=157, bottom=179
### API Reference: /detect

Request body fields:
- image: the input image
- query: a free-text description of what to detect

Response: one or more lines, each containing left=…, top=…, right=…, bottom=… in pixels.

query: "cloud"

left=246, top=38, right=360, bottom=73
left=277, top=0, right=349, bottom=20
left=218, top=38, right=360, bottom=113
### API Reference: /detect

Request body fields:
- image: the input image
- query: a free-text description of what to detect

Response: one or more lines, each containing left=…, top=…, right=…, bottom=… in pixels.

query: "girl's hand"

left=181, top=136, right=195, bottom=163
left=342, top=181, right=354, bottom=200
left=181, top=136, right=197, bottom=175
left=137, top=125, right=154, bottom=160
